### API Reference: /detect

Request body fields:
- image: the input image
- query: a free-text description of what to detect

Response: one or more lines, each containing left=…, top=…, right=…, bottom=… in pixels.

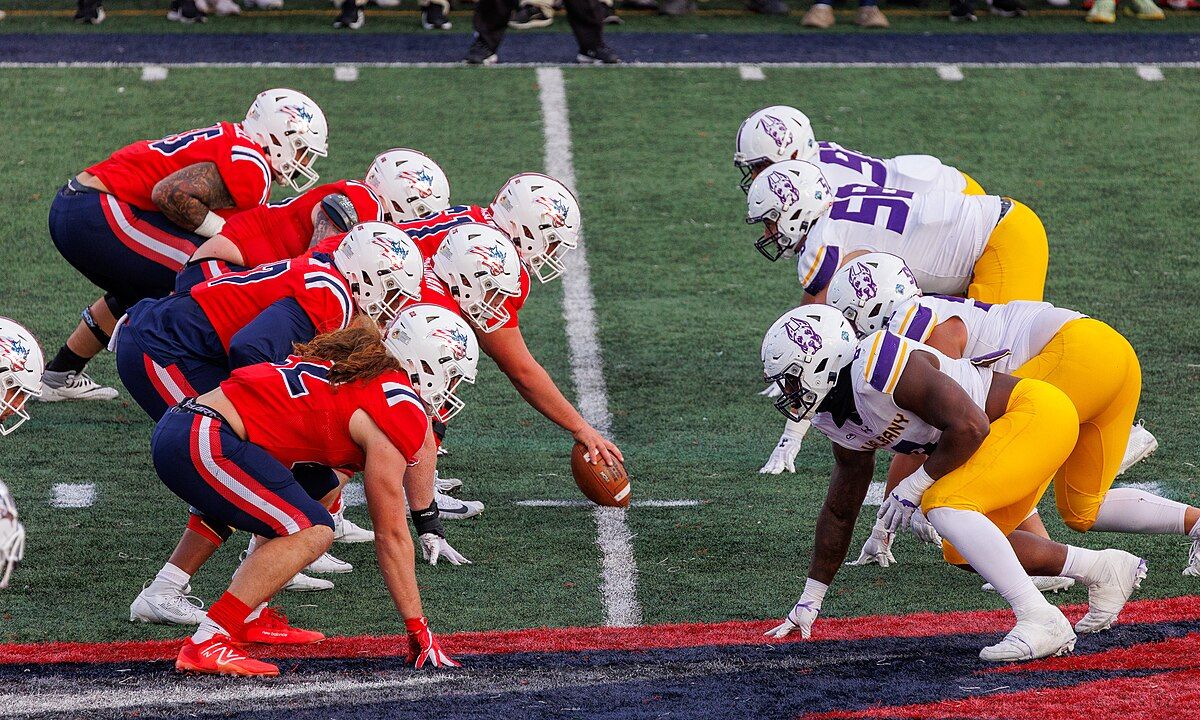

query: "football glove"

left=759, top=383, right=783, bottom=398
left=759, top=419, right=811, bottom=474
left=846, top=521, right=896, bottom=567
left=910, top=509, right=944, bottom=547
left=419, top=533, right=472, bottom=566
left=878, top=466, right=936, bottom=535
left=405, top=616, right=459, bottom=669
left=765, top=578, right=827, bottom=640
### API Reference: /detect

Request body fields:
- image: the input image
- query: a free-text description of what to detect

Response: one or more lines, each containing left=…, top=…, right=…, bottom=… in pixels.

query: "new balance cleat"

left=980, top=606, right=1075, bottom=662
left=239, top=608, right=325, bottom=645
left=436, top=491, right=483, bottom=520
left=334, top=511, right=375, bottom=543
left=176, top=635, right=279, bottom=677
left=1126, top=0, right=1166, bottom=17
left=39, top=370, right=118, bottom=402
left=1075, top=550, right=1147, bottom=633
left=283, top=572, right=334, bottom=592
left=983, top=576, right=1075, bottom=594
left=305, top=551, right=353, bottom=574
left=130, top=581, right=206, bottom=625
left=1118, top=420, right=1158, bottom=475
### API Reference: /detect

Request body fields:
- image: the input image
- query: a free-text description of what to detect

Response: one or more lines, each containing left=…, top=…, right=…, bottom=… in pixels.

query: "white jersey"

left=797, top=186, right=1003, bottom=297
left=813, top=141, right=969, bottom=195
left=889, top=296, right=1085, bottom=374
left=811, top=330, right=993, bottom=456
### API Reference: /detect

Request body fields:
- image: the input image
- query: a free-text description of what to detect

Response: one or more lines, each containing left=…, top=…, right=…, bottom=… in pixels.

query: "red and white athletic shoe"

left=176, top=635, right=279, bottom=677
left=405, top=616, right=459, bottom=669
left=239, top=608, right=325, bottom=645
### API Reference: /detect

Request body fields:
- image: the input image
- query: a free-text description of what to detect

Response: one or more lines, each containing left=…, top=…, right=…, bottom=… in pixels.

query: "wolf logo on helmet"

left=431, top=327, right=471, bottom=361
left=281, top=104, right=315, bottom=126
left=535, top=195, right=571, bottom=229
left=849, top=263, right=878, bottom=302
left=372, top=235, right=412, bottom=270
left=398, top=168, right=436, bottom=199
left=784, top=318, right=823, bottom=355
left=0, top=335, right=32, bottom=373
left=469, top=245, right=508, bottom=276
left=757, top=115, right=793, bottom=150
left=767, top=171, right=800, bottom=207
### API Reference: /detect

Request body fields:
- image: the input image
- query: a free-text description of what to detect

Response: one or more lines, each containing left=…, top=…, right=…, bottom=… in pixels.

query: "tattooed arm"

left=309, top=208, right=340, bottom=247
left=151, top=162, right=237, bottom=232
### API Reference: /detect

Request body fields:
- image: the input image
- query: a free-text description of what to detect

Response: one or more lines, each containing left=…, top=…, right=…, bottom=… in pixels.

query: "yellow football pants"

left=966, top=199, right=1049, bottom=304
left=1013, top=318, right=1142, bottom=532
left=960, top=172, right=985, bottom=196
left=924, top=378, right=1080, bottom=566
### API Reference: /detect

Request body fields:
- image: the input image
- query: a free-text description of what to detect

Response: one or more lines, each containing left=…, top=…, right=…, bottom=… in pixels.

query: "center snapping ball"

left=570, top=443, right=631, bottom=508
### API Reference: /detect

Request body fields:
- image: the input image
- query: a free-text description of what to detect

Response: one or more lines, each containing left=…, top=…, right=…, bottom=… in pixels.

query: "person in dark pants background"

left=465, top=0, right=621, bottom=64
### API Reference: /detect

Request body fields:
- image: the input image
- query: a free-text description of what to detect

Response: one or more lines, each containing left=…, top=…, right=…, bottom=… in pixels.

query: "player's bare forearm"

left=309, top=210, right=339, bottom=246
left=189, top=234, right=244, bottom=265
left=808, top=446, right=875, bottom=584
left=151, top=162, right=237, bottom=231
left=363, top=444, right=424, bottom=620
left=891, top=352, right=989, bottom=480
left=481, top=328, right=587, bottom=435
left=401, top=422, right=438, bottom=512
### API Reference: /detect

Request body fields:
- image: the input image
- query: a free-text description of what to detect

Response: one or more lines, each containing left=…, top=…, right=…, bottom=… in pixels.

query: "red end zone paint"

left=2, top=595, right=1197, bottom=667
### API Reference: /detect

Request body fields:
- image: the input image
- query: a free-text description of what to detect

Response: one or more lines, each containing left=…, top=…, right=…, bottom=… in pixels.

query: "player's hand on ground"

left=574, top=424, right=623, bottom=467
left=759, top=383, right=783, bottom=398
left=846, top=522, right=896, bottom=567
left=405, top=617, right=460, bottom=669
left=759, top=421, right=809, bottom=474
left=878, top=477, right=927, bottom=534
left=765, top=599, right=819, bottom=640
left=419, top=533, right=472, bottom=566
left=910, top=510, right=943, bottom=546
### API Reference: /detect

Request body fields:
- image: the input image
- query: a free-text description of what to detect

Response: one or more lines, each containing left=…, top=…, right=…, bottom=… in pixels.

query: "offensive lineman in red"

left=44, top=88, right=328, bottom=403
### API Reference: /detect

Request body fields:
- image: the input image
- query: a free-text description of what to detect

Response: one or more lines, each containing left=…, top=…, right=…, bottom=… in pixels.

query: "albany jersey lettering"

left=86, top=122, right=272, bottom=214
left=220, top=179, right=384, bottom=267
left=814, top=141, right=970, bottom=195
left=221, top=357, right=427, bottom=470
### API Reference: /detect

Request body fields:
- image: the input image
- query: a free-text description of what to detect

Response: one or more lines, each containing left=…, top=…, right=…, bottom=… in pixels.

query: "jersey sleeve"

left=370, top=380, right=429, bottom=462
left=861, top=330, right=913, bottom=396
left=341, top=180, right=385, bottom=223
left=219, top=141, right=273, bottom=211
left=889, top=302, right=938, bottom=344
left=291, top=261, right=356, bottom=334
left=797, top=242, right=841, bottom=296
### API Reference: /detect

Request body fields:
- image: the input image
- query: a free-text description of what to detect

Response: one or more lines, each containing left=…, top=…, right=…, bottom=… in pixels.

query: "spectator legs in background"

left=242, top=0, right=283, bottom=8
left=510, top=0, right=556, bottom=28
left=198, top=0, right=244, bottom=15
left=421, top=0, right=453, bottom=28
left=74, top=0, right=106, bottom=24
left=1087, top=0, right=1164, bottom=20
left=747, top=0, right=790, bottom=15
left=803, top=0, right=890, bottom=27
left=989, top=0, right=1030, bottom=17
left=949, top=0, right=978, bottom=20
left=334, top=0, right=366, bottom=28
left=168, top=0, right=208, bottom=22
left=467, top=0, right=616, bottom=64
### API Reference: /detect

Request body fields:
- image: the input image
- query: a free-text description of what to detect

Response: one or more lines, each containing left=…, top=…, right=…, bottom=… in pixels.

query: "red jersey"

left=87, top=121, right=272, bottom=215
left=416, top=261, right=462, bottom=316
left=395, top=204, right=490, bottom=259
left=190, top=254, right=355, bottom=351
left=220, top=179, right=384, bottom=267
left=222, top=356, right=427, bottom=470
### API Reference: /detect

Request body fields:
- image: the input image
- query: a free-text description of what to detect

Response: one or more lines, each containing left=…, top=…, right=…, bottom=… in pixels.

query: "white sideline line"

left=342, top=481, right=366, bottom=507
left=937, top=64, right=964, bottom=81
left=4, top=61, right=1200, bottom=70
left=537, top=66, right=641, bottom=628
left=50, top=483, right=95, bottom=509
left=139, top=65, right=168, bottom=82
left=516, top=499, right=702, bottom=508
left=334, top=65, right=359, bottom=81
left=1136, top=65, right=1164, bottom=81
left=738, top=65, right=765, bottom=80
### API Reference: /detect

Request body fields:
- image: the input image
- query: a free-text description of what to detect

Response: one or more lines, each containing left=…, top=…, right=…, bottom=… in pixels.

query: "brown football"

left=570, top=443, right=631, bottom=508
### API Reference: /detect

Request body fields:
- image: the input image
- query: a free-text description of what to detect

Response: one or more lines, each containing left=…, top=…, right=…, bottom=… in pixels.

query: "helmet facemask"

left=735, top=158, right=771, bottom=195
left=0, top=373, right=38, bottom=437
left=0, top=481, right=24, bottom=589
left=767, top=365, right=826, bottom=422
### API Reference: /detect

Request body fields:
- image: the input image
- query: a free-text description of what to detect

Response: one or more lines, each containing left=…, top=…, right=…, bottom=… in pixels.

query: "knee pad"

left=81, top=306, right=111, bottom=346
left=187, top=512, right=234, bottom=546
left=103, top=292, right=127, bottom=319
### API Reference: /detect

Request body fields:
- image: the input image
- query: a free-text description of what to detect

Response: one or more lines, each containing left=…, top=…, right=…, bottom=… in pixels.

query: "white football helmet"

left=332, top=222, right=424, bottom=325
left=488, top=173, right=580, bottom=284
left=365, top=148, right=451, bottom=222
left=761, top=305, right=856, bottom=422
left=384, top=305, right=479, bottom=423
left=0, top=317, right=43, bottom=436
left=745, top=160, right=833, bottom=262
left=431, top=223, right=523, bottom=333
left=734, top=105, right=817, bottom=193
left=0, top=480, right=24, bottom=590
left=827, top=253, right=922, bottom=338
left=242, top=88, right=329, bottom=193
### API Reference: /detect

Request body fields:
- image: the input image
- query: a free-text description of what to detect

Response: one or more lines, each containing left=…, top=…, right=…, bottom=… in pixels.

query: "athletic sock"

left=192, top=592, right=252, bottom=643
left=246, top=534, right=266, bottom=555
left=45, top=346, right=89, bottom=375
left=1090, top=487, right=1188, bottom=535
left=246, top=602, right=268, bottom=623
left=927, top=507, right=1051, bottom=618
left=1060, top=545, right=1105, bottom=584
left=151, top=562, right=192, bottom=592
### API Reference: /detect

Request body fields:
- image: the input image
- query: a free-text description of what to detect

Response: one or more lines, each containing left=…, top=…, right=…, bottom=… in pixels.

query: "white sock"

left=1090, top=487, right=1187, bottom=535
left=191, top=616, right=228, bottom=644
left=1060, top=545, right=1105, bottom=584
left=151, top=562, right=191, bottom=591
left=245, top=602, right=267, bottom=623
left=928, top=507, right=1050, bottom=619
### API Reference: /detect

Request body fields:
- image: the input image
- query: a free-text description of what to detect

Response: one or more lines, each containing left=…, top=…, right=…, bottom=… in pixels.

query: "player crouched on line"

left=0, top=318, right=45, bottom=590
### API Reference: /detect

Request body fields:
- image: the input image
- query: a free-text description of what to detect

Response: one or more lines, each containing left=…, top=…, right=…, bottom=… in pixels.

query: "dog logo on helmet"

left=757, top=114, right=793, bottom=149
left=398, top=166, right=436, bottom=199
left=849, top=263, right=878, bottom=302
left=432, top=327, right=470, bottom=361
left=468, top=245, right=508, bottom=277
left=0, top=334, right=31, bottom=373
left=535, top=195, right=571, bottom=229
left=783, top=318, right=822, bottom=355
left=767, top=171, right=800, bottom=208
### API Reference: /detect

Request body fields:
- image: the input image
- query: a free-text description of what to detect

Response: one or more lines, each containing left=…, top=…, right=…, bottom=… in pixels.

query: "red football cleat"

left=176, top=635, right=279, bottom=677
left=240, top=608, right=325, bottom=645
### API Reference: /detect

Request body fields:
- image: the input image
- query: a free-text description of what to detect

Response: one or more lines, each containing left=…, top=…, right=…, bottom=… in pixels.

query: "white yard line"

left=50, top=483, right=95, bottom=509
left=5, top=62, right=1200, bottom=70
left=334, top=65, right=359, bottom=81
left=936, top=64, right=964, bottom=81
left=738, top=65, right=765, bottom=81
left=139, top=65, right=168, bottom=81
left=516, top=499, right=702, bottom=508
left=342, top=481, right=367, bottom=507
left=537, top=66, right=641, bottom=628
left=1136, top=65, right=1164, bottom=81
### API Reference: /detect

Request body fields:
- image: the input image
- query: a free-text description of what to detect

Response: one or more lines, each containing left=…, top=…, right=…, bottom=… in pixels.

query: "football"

left=570, top=443, right=631, bottom=508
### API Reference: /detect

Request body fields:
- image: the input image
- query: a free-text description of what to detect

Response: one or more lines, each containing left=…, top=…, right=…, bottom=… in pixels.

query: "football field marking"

left=7, top=61, right=1200, bottom=69
left=937, top=65, right=964, bottom=81
left=538, top=66, right=642, bottom=628
left=139, top=65, right=168, bottom=82
left=517, top=499, right=702, bottom=508
left=334, top=65, right=359, bottom=81
left=50, top=483, right=95, bottom=509
left=1136, top=65, right=1164, bottom=81
left=739, top=65, right=765, bottom=81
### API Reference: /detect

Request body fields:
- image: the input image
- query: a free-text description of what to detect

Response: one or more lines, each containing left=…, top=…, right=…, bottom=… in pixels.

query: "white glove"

left=759, top=384, right=783, bottom=398
left=846, top=522, right=896, bottom=567
left=910, top=509, right=944, bottom=546
left=759, top=420, right=811, bottom=474
left=765, top=578, right=827, bottom=640
left=419, top=533, right=472, bottom=566
left=878, top=466, right=936, bottom=535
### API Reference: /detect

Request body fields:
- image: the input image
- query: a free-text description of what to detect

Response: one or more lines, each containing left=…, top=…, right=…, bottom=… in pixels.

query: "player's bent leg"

left=41, top=296, right=124, bottom=402
left=966, top=199, right=1048, bottom=303
left=960, top=171, right=986, bottom=195
left=130, top=514, right=230, bottom=626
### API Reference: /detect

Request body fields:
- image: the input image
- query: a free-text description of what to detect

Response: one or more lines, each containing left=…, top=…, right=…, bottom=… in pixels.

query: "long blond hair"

left=291, top=323, right=401, bottom=386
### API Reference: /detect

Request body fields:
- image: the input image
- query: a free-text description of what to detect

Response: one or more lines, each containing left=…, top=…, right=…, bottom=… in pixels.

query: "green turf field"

left=0, top=65, right=1198, bottom=644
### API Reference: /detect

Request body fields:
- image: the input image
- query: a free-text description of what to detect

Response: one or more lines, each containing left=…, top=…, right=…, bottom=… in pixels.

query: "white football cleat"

left=1118, top=421, right=1158, bottom=476
left=38, top=370, right=118, bottom=402
left=435, top=475, right=463, bottom=495
left=436, top=491, right=483, bottom=520
left=983, top=576, right=1075, bottom=594
left=1184, top=537, right=1200, bottom=577
left=211, top=0, right=243, bottom=13
left=305, top=552, right=353, bottom=574
left=1075, top=550, right=1147, bottom=633
left=333, top=510, right=375, bottom=544
left=130, top=581, right=206, bottom=625
left=979, top=605, right=1075, bottom=662
left=283, top=572, right=334, bottom=592
left=243, top=0, right=282, bottom=7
